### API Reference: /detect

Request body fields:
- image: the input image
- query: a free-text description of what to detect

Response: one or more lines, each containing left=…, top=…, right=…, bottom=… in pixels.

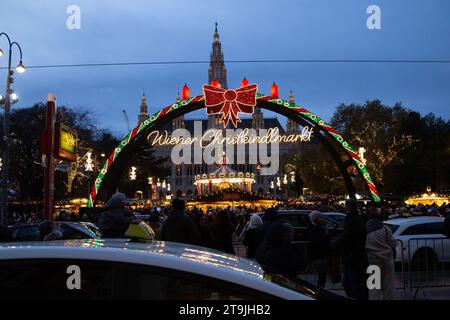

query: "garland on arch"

left=88, top=92, right=380, bottom=207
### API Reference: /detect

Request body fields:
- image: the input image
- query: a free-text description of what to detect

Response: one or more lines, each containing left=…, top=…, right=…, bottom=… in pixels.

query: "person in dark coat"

left=0, top=224, right=12, bottom=242
left=98, top=192, right=133, bottom=238
left=336, top=199, right=369, bottom=300
left=161, top=199, right=200, bottom=245
left=306, top=211, right=331, bottom=287
left=256, top=207, right=282, bottom=249
left=243, top=214, right=263, bottom=258
left=192, top=212, right=214, bottom=249
left=209, top=210, right=235, bottom=254
left=256, top=223, right=306, bottom=277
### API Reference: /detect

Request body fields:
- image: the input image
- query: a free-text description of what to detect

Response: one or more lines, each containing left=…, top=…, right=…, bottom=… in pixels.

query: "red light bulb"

left=182, top=84, right=190, bottom=100
left=271, top=82, right=279, bottom=98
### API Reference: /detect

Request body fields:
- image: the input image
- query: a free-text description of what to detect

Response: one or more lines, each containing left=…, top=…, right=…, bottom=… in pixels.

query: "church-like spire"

left=208, top=23, right=228, bottom=129
left=138, top=92, right=149, bottom=124
left=208, top=23, right=227, bottom=90
left=214, top=22, right=220, bottom=42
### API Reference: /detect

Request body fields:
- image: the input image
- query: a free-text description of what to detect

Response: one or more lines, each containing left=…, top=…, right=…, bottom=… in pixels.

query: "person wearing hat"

left=255, top=207, right=282, bottom=249
left=161, top=198, right=200, bottom=246
left=336, top=199, right=369, bottom=300
left=243, top=214, right=264, bottom=259
left=98, top=192, right=134, bottom=238
left=306, top=211, right=331, bottom=287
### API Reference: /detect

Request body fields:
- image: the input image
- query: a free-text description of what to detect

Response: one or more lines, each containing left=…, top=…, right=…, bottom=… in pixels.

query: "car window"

left=384, top=223, right=399, bottom=234
left=128, top=265, right=276, bottom=300
left=279, top=214, right=301, bottom=227
left=401, top=222, right=444, bottom=236
left=0, top=259, right=118, bottom=299
left=297, top=215, right=310, bottom=228
left=61, top=224, right=90, bottom=240
left=16, top=226, right=39, bottom=241
left=11, top=228, right=21, bottom=241
left=323, top=218, right=338, bottom=230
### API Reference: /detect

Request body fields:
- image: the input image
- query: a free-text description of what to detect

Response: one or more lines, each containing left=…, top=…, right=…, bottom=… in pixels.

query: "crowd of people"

left=1, top=192, right=449, bottom=301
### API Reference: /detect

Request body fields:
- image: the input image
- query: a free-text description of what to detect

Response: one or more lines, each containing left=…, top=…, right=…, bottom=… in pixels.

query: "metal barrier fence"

left=233, top=237, right=450, bottom=296
left=405, top=237, right=450, bottom=295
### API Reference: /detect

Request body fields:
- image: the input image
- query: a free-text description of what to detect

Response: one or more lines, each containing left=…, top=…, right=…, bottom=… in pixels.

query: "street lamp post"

left=0, top=32, right=25, bottom=225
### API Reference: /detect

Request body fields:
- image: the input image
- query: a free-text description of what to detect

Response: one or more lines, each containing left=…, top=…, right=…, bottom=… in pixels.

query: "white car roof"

left=384, top=216, right=444, bottom=226
left=0, top=239, right=312, bottom=300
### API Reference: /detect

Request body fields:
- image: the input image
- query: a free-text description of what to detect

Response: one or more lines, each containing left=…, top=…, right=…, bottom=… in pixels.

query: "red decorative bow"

left=203, top=84, right=258, bottom=128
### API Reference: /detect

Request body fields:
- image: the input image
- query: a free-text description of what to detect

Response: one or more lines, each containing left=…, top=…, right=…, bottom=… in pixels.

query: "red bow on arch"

left=203, top=84, right=258, bottom=128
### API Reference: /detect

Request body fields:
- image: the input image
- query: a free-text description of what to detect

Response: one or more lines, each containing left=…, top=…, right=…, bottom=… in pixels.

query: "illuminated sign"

left=147, top=126, right=313, bottom=149
left=54, top=122, right=77, bottom=162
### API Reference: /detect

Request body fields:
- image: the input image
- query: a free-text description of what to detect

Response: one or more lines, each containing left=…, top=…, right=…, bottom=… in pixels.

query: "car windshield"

left=384, top=223, right=399, bottom=234
left=264, top=273, right=346, bottom=300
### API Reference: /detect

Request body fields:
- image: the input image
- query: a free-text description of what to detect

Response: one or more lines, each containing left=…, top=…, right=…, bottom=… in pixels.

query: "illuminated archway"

left=87, top=90, right=380, bottom=207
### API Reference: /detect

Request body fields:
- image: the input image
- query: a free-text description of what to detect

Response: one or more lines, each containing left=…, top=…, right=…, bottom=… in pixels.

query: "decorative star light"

left=358, top=147, right=367, bottom=165
left=130, top=166, right=137, bottom=180
left=84, top=152, right=94, bottom=172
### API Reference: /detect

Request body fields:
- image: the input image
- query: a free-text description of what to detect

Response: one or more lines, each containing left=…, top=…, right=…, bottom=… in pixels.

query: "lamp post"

left=0, top=32, right=25, bottom=225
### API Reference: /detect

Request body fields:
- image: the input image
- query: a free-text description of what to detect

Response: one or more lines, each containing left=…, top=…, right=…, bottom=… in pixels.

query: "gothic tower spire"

left=208, top=22, right=228, bottom=128
left=138, top=93, right=149, bottom=124
left=208, top=22, right=227, bottom=89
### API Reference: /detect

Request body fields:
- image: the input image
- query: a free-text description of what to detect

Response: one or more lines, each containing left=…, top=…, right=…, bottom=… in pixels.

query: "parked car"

left=9, top=222, right=102, bottom=241
left=268, top=210, right=346, bottom=241
left=384, top=217, right=450, bottom=268
left=0, top=240, right=346, bottom=300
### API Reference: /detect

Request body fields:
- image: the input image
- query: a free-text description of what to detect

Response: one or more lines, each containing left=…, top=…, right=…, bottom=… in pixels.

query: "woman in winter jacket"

left=366, top=217, right=398, bottom=300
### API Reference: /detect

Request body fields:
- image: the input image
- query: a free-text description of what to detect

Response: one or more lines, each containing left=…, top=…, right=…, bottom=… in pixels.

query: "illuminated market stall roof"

left=194, top=153, right=255, bottom=195
left=405, top=187, right=450, bottom=206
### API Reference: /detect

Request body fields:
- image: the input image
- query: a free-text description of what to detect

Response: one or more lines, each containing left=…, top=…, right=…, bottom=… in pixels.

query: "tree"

left=331, top=100, right=450, bottom=196
left=117, top=143, right=169, bottom=199
left=287, top=143, right=345, bottom=195
left=4, top=103, right=123, bottom=201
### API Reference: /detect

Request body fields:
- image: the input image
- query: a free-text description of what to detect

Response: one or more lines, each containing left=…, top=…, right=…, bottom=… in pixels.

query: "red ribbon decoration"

left=203, top=84, right=258, bottom=128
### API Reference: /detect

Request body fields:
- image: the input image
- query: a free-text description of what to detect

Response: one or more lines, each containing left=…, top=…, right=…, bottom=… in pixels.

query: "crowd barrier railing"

left=405, top=237, right=450, bottom=294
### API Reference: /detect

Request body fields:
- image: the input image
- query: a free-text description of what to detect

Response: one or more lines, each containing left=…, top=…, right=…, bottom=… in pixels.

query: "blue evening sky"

left=1, top=0, right=449, bottom=137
